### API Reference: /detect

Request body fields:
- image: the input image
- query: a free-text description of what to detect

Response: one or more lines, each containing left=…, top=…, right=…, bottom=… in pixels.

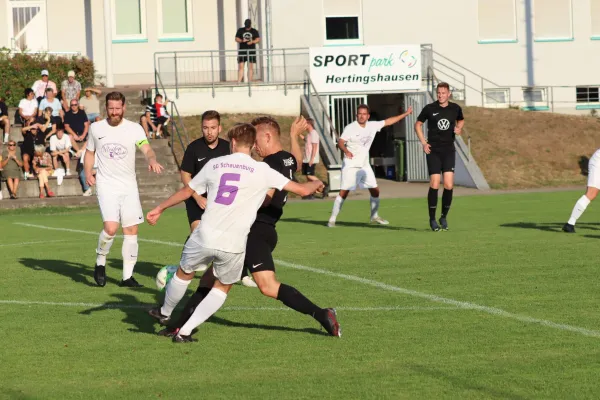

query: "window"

left=576, top=87, right=600, bottom=103
left=112, top=0, right=147, bottom=42
left=484, top=88, right=510, bottom=108
left=591, top=0, right=600, bottom=38
left=533, top=0, right=573, bottom=41
left=477, top=0, right=517, bottom=43
left=323, top=0, right=362, bottom=45
left=158, top=0, right=193, bottom=41
left=522, top=87, right=546, bottom=102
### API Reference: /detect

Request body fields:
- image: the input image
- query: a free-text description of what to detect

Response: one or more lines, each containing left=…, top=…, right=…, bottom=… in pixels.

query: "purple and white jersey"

left=188, top=152, right=290, bottom=253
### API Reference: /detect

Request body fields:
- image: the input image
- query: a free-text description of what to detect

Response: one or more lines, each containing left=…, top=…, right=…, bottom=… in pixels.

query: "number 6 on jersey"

left=215, top=173, right=241, bottom=205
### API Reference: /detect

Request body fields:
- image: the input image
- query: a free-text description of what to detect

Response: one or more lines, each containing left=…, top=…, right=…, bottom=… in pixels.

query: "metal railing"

left=154, top=48, right=309, bottom=99
left=154, top=69, right=190, bottom=166
left=301, top=70, right=342, bottom=167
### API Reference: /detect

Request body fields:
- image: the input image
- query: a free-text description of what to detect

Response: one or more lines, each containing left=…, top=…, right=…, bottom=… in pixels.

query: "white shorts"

left=340, top=165, right=378, bottom=191
left=97, top=190, right=144, bottom=228
left=588, top=149, right=600, bottom=189
left=180, top=236, right=244, bottom=285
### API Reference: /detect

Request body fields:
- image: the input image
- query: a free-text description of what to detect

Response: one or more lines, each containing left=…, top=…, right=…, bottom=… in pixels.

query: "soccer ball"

left=156, top=265, right=178, bottom=291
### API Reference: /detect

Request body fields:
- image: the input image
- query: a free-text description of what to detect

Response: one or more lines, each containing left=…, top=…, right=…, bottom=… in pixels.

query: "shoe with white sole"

left=327, top=220, right=335, bottom=228
left=370, top=216, right=389, bottom=225
left=241, top=276, right=258, bottom=288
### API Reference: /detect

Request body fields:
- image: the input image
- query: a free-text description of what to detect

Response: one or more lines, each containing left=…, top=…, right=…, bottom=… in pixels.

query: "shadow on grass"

left=407, top=364, right=526, bottom=400
left=207, top=315, right=329, bottom=337
left=500, top=221, right=600, bottom=233
left=79, top=293, right=158, bottom=335
left=106, top=258, right=164, bottom=282
left=19, top=257, right=109, bottom=287
left=281, top=217, right=417, bottom=231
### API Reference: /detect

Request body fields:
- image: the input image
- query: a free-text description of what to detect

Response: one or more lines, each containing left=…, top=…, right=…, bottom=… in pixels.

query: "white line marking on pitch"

left=0, top=239, right=70, bottom=247
left=13, top=222, right=600, bottom=339
left=0, top=300, right=454, bottom=312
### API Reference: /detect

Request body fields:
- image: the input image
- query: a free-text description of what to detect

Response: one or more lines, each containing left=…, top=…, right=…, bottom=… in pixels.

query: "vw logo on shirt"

left=437, top=119, right=450, bottom=130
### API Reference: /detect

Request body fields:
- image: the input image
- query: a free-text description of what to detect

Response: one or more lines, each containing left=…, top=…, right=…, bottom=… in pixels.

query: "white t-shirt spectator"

left=39, top=98, right=62, bottom=117
left=340, top=120, right=385, bottom=168
left=303, top=129, right=320, bottom=164
left=50, top=135, right=72, bottom=152
left=19, top=98, right=38, bottom=117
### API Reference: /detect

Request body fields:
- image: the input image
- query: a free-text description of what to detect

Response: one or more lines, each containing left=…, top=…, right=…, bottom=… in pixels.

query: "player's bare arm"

left=383, top=106, right=413, bottom=127
left=147, top=185, right=196, bottom=225
left=454, top=119, right=465, bottom=135
left=337, top=138, right=353, bottom=159
left=415, top=121, right=431, bottom=154
left=289, top=116, right=307, bottom=172
left=262, top=188, right=276, bottom=207
left=180, top=170, right=207, bottom=209
left=84, top=149, right=96, bottom=186
left=284, top=180, right=324, bottom=198
left=139, top=143, right=164, bottom=174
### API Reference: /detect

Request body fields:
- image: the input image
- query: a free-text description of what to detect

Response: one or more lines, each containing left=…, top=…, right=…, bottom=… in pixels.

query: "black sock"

left=169, top=286, right=211, bottom=330
left=428, top=188, right=438, bottom=220
left=441, top=189, right=453, bottom=218
left=277, top=283, right=321, bottom=317
left=241, top=266, right=248, bottom=279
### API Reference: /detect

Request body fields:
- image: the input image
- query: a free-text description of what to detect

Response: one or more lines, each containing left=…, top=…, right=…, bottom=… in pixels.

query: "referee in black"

left=415, top=82, right=465, bottom=231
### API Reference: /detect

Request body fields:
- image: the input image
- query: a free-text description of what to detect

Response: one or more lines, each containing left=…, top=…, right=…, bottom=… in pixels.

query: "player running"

left=563, top=148, right=600, bottom=233
left=146, top=123, right=330, bottom=343
left=84, top=91, right=164, bottom=287
left=152, top=116, right=342, bottom=339
left=328, top=104, right=413, bottom=227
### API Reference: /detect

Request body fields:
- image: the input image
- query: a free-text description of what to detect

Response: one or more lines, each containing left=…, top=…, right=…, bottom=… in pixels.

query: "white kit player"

left=146, top=123, right=324, bottom=343
left=563, top=148, right=600, bottom=233
left=327, top=104, right=413, bottom=227
left=84, top=91, right=164, bottom=287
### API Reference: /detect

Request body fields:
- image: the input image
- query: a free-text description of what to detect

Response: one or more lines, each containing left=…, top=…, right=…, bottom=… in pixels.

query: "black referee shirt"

left=417, top=101, right=464, bottom=148
left=256, top=150, right=297, bottom=226
left=180, top=137, right=230, bottom=180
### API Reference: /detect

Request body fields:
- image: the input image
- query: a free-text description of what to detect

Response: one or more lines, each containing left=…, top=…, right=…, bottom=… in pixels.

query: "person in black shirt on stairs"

left=415, top=82, right=465, bottom=231
left=154, top=116, right=341, bottom=338
left=235, top=19, right=260, bottom=83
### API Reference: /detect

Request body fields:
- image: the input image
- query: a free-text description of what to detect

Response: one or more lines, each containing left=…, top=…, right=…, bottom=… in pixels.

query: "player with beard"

left=85, top=91, right=164, bottom=287
left=151, top=116, right=342, bottom=338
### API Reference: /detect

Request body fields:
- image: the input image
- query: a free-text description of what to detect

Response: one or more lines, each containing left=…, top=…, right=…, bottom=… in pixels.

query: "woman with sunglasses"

left=1, top=141, right=24, bottom=199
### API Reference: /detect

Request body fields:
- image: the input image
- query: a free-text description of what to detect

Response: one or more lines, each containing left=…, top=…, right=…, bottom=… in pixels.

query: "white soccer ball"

left=156, top=265, right=178, bottom=291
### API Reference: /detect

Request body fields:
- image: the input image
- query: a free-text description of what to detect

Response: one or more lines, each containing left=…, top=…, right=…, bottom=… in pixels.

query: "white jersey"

left=340, top=120, right=385, bottom=168
left=86, top=118, right=148, bottom=193
left=49, top=135, right=72, bottom=152
left=188, top=152, right=290, bottom=253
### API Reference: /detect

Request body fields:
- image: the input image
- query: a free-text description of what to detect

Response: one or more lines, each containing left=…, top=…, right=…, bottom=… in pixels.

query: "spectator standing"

left=39, top=88, right=63, bottom=125
left=18, top=89, right=38, bottom=126
left=21, top=124, right=47, bottom=180
left=80, top=88, right=102, bottom=122
left=32, top=144, right=55, bottom=198
left=49, top=127, right=72, bottom=174
left=61, top=71, right=82, bottom=111
left=153, top=94, right=170, bottom=138
left=64, top=99, right=90, bottom=156
left=0, top=97, right=10, bottom=144
left=1, top=140, right=23, bottom=199
left=32, top=70, right=57, bottom=103
left=235, top=19, right=260, bottom=83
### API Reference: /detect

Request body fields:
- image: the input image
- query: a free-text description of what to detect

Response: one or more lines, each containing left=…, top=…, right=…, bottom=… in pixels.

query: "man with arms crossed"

left=415, top=82, right=465, bottom=231
left=85, top=92, right=164, bottom=287
left=153, top=116, right=342, bottom=339
left=328, top=104, right=413, bottom=227
left=146, top=123, right=329, bottom=343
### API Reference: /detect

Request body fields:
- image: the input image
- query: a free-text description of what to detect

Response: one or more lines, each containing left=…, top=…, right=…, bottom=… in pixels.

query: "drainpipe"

left=103, top=0, right=114, bottom=88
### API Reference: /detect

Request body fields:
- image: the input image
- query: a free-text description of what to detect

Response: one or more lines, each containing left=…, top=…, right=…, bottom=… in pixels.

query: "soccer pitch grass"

left=2, top=190, right=600, bottom=399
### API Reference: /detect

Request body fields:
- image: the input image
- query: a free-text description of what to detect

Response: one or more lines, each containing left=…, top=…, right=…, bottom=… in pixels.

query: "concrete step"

left=1, top=175, right=85, bottom=198
left=138, top=182, right=183, bottom=194
left=136, top=174, right=181, bottom=186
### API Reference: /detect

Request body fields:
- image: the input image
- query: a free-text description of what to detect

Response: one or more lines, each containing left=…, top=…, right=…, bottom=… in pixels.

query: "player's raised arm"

left=289, top=116, right=307, bottom=172
left=282, top=180, right=324, bottom=198
left=383, top=106, right=413, bottom=127
left=139, top=141, right=164, bottom=174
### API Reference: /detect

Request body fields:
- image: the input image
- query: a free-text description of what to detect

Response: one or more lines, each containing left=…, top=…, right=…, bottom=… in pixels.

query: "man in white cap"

left=61, top=71, right=82, bottom=111
left=31, top=70, right=57, bottom=104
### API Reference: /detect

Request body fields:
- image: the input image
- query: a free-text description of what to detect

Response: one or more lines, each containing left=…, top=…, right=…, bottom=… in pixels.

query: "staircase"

left=0, top=86, right=184, bottom=209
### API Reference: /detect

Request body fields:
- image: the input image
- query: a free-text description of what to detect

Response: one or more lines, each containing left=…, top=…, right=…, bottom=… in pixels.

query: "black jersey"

left=417, top=101, right=464, bottom=148
left=180, top=137, right=230, bottom=179
left=255, top=150, right=297, bottom=226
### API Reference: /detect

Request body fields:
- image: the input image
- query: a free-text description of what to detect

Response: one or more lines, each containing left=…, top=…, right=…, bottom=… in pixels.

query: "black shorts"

left=157, top=116, right=169, bottom=125
left=244, top=222, right=278, bottom=273
left=238, top=50, right=257, bottom=64
left=302, top=163, right=316, bottom=176
left=426, top=146, right=455, bottom=175
left=184, top=197, right=205, bottom=225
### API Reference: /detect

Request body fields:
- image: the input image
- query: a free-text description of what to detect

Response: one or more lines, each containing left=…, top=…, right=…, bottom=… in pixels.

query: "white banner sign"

left=309, top=45, right=422, bottom=93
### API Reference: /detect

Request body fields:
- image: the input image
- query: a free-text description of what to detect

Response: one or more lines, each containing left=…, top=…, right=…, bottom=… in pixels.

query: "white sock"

left=568, top=195, right=592, bottom=225
left=329, top=195, right=345, bottom=221
left=95, top=230, right=115, bottom=266
left=370, top=197, right=380, bottom=219
left=3, top=133, right=8, bottom=143
left=161, top=274, right=191, bottom=317
left=179, top=288, right=227, bottom=336
left=121, top=235, right=138, bottom=280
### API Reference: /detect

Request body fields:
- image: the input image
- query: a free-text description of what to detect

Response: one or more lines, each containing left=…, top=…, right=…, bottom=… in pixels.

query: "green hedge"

left=0, top=49, right=95, bottom=107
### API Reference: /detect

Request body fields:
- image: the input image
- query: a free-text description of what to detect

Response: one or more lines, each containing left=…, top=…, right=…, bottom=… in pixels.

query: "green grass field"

left=2, top=190, right=600, bottom=399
